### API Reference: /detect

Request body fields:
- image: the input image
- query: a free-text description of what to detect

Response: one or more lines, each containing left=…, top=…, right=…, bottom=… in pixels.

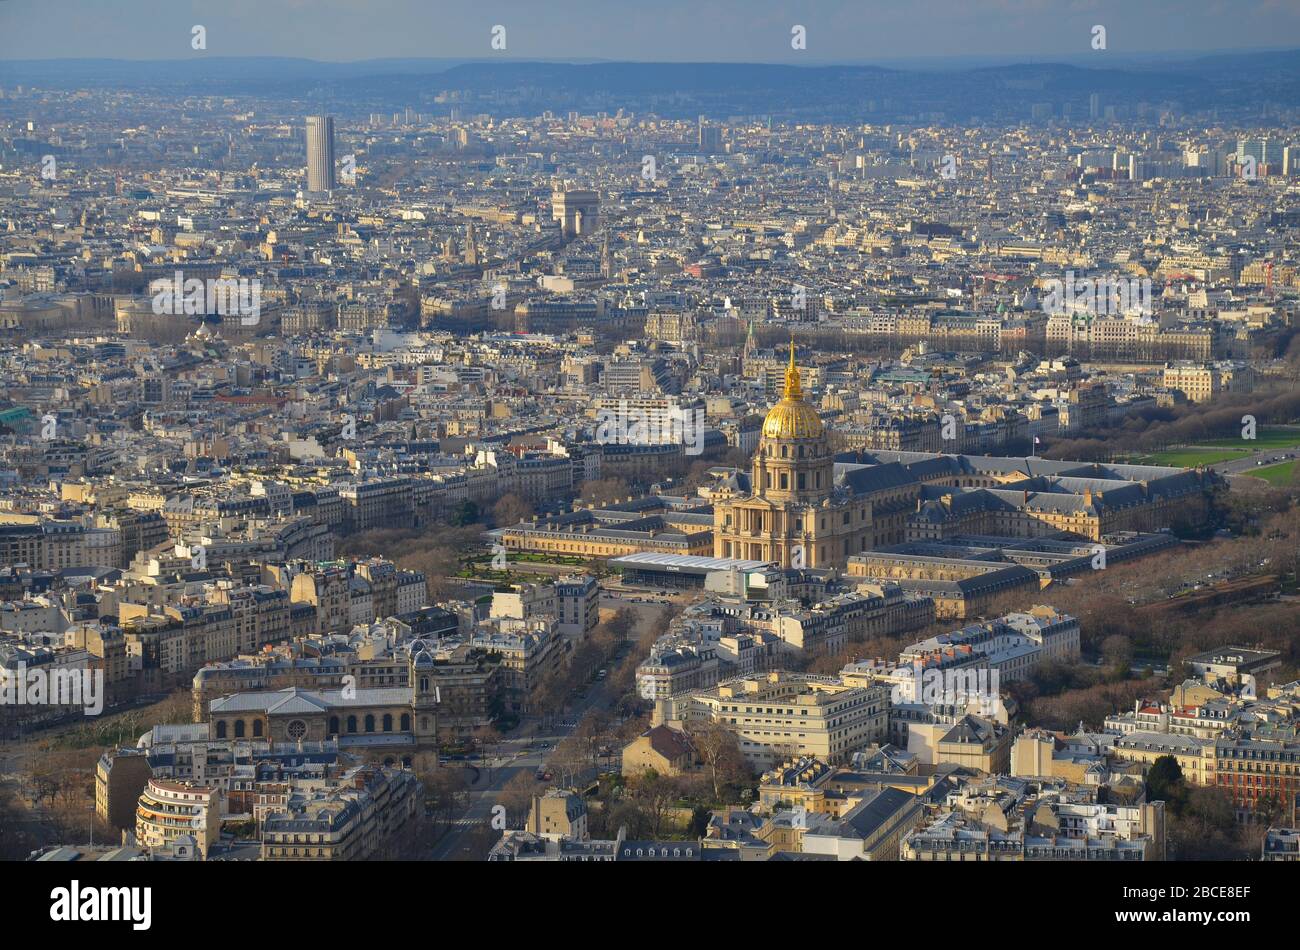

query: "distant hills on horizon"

left=2, top=50, right=1298, bottom=122
left=3, top=47, right=1299, bottom=73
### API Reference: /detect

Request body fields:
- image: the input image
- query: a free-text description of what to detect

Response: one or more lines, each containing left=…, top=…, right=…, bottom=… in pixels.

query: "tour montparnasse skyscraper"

left=305, top=115, right=336, bottom=193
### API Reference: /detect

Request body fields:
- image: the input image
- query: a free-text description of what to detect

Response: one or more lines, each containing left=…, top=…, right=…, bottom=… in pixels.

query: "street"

left=1209, top=442, right=1300, bottom=477
left=426, top=592, right=677, bottom=859
left=426, top=678, right=623, bottom=860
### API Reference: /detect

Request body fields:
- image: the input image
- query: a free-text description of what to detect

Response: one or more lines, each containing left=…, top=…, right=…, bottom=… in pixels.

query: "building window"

left=286, top=719, right=307, bottom=740
left=365, top=714, right=376, bottom=733
left=234, top=719, right=246, bottom=738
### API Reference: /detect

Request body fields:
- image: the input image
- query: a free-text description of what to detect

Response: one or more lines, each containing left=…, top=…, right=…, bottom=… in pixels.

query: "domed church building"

left=713, top=342, right=874, bottom=568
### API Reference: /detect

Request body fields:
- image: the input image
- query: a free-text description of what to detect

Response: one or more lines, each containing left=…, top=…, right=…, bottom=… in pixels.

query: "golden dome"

left=761, top=340, right=824, bottom=440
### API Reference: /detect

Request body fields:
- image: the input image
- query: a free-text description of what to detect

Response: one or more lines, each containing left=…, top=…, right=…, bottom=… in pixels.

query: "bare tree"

left=604, top=607, right=635, bottom=641
left=578, top=477, right=632, bottom=508
left=472, top=723, right=501, bottom=782
left=686, top=720, right=748, bottom=803
left=499, top=771, right=537, bottom=829
left=628, top=770, right=683, bottom=839
left=550, top=735, right=589, bottom=788
left=420, top=767, right=468, bottom=829
left=492, top=492, right=535, bottom=528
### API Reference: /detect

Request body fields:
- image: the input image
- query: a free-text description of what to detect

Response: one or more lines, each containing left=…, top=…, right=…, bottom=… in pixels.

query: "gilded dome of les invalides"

left=760, top=342, right=824, bottom=441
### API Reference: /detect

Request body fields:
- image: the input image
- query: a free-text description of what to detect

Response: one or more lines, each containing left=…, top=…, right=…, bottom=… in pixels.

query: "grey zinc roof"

left=837, top=461, right=916, bottom=495
left=941, top=715, right=998, bottom=745
left=819, top=786, right=918, bottom=840
left=318, top=686, right=412, bottom=706
left=210, top=686, right=336, bottom=714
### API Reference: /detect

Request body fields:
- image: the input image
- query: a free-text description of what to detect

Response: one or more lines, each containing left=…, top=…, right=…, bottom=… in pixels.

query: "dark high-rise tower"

left=698, top=116, right=722, bottom=152
left=305, top=115, right=336, bottom=193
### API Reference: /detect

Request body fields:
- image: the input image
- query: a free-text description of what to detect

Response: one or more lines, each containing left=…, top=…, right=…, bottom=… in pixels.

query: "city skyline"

left=0, top=1, right=1296, bottom=921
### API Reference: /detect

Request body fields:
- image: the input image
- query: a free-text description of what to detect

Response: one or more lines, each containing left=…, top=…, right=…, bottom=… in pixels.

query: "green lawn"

left=1135, top=447, right=1250, bottom=467
left=1130, top=425, right=1300, bottom=468
left=1248, top=460, right=1297, bottom=486
left=1197, top=427, right=1300, bottom=450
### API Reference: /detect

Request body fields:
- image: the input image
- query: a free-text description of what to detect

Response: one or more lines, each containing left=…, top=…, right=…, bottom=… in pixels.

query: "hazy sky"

left=1, top=0, right=1298, bottom=64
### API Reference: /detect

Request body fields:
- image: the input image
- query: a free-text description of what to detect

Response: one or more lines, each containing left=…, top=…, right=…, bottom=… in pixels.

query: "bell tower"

left=410, top=645, right=439, bottom=747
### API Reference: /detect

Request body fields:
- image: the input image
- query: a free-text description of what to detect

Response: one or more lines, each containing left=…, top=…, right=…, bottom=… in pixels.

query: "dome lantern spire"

left=784, top=334, right=802, bottom=400
left=761, top=334, right=822, bottom=441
